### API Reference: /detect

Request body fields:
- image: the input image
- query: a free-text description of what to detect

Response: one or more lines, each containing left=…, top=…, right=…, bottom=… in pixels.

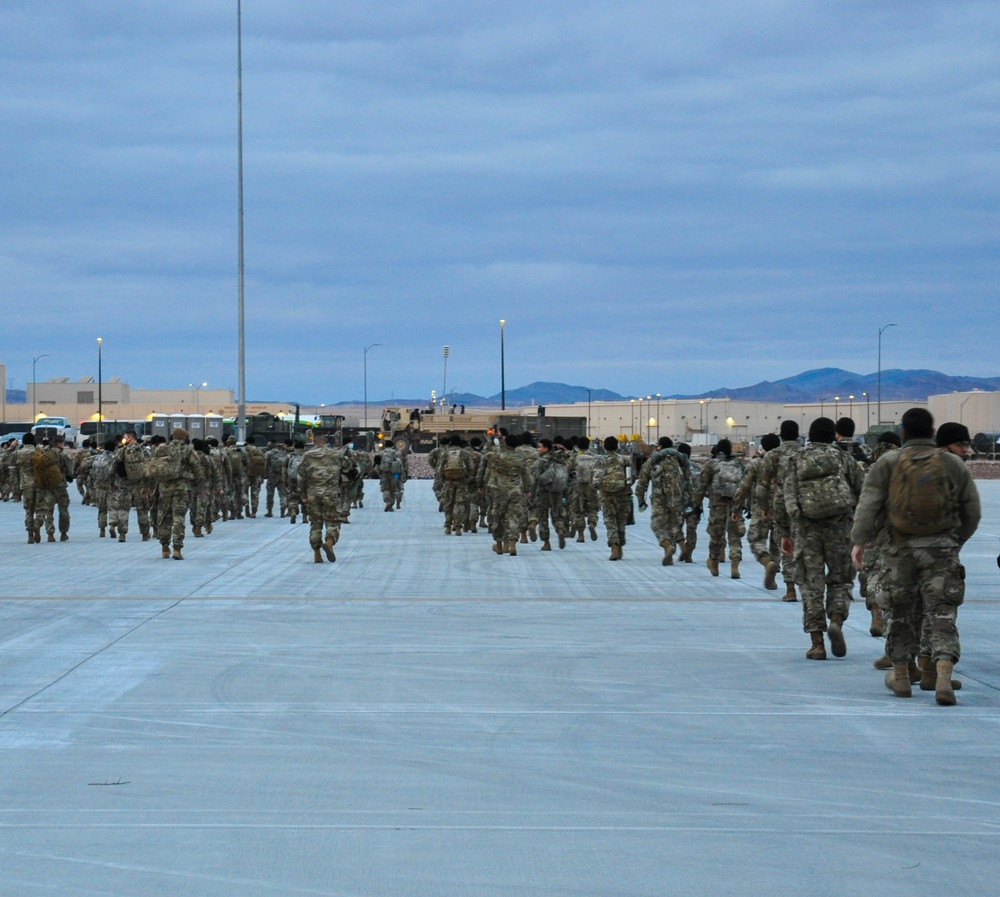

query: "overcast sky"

left=2, top=1, right=997, bottom=404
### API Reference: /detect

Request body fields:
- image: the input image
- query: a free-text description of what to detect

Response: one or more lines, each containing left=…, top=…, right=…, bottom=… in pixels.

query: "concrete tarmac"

left=1, top=480, right=999, bottom=896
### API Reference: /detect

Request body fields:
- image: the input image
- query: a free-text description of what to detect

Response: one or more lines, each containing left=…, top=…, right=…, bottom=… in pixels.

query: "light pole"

left=96, top=338, right=103, bottom=441
left=863, top=392, right=869, bottom=429
left=31, top=353, right=50, bottom=422
left=960, top=395, right=974, bottom=425
left=655, top=393, right=661, bottom=441
left=442, top=346, right=450, bottom=410
left=363, top=343, right=381, bottom=432
left=849, top=395, right=854, bottom=422
left=630, top=399, right=636, bottom=437
left=235, top=0, right=247, bottom=444
left=190, top=382, right=208, bottom=413
left=834, top=396, right=840, bottom=419
left=878, top=323, right=898, bottom=426
left=499, top=319, right=506, bottom=411
left=586, top=388, right=592, bottom=438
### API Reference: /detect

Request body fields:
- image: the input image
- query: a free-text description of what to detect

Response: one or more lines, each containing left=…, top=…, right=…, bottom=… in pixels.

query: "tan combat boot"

left=873, top=654, right=892, bottom=670
left=507, top=540, right=518, bottom=556
left=920, top=656, right=962, bottom=692
left=193, top=525, right=203, bottom=538
left=172, top=547, right=183, bottom=561
left=322, top=536, right=336, bottom=563
left=109, top=527, right=117, bottom=538
left=806, top=631, right=826, bottom=660
left=443, top=525, right=451, bottom=535
left=118, top=533, right=126, bottom=543
left=161, top=545, right=170, bottom=559
left=576, top=529, right=585, bottom=543
left=453, top=525, right=462, bottom=536
left=935, top=660, right=957, bottom=705
left=558, top=533, right=566, bottom=549
left=730, top=560, right=740, bottom=580
left=27, top=530, right=35, bottom=544
left=541, top=540, right=552, bottom=551
left=660, top=539, right=674, bottom=567
left=885, top=661, right=912, bottom=697
left=313, top=547, right=324, bottom=563
left=706, top=557, right=719, bottom=577
left=519, top=531, right=529, bottom=544
left=528, top=522, right=537, bottom=542
left=141, top=531, right=151, bottom=541
left=869, top=606, right=884, bottom=637
left=60, top=532, right=69, bottom=542
left=782, top=582, right=797, bottom=602
left=492, top=540, right=504, bottom=555
left=99, top=527, right=106, bottom=538
left=827, top=614, right=847, bottom=658
left=763, top=557, right=779, bottom=590
left=609, top=544, right=622, bottom=561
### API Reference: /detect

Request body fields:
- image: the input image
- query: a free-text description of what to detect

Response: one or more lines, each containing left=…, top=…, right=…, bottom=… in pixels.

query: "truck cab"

left=31, top=416, right=79, bottom=447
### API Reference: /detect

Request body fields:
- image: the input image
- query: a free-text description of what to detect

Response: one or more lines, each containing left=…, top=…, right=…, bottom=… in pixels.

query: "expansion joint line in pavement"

left=0, top=599, right=185, bottom=720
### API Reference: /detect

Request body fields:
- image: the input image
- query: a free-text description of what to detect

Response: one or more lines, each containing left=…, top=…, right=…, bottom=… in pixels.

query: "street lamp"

left=363, top=343, right=381, bottom=432
left=96, top=338, right=103, bottom=441
left=442, top=346, right=450, bottom=410
left=863, top=392, right=869, bottom=429
left=848, top=395, right=854, bottom=421
left=655, top=393, right=661, bottom=441
left=236, top=0, right=247, bottom=444
left=499, top=320, right=506, bottom=411
left=878, top=323, right=898, bottom=426
left=586, top=388, right=592, bottom=438
left=834, top=396, right=840, bottom=419
left=31, top=353, right=50, bottom=422
left=190, top=381, right=208, bottom=413
left=630, top=399, right=636, bottom=437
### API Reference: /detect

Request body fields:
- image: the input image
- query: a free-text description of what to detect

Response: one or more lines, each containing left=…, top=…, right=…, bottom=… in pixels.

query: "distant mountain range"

left=350, top=370, right=1000, bottom=408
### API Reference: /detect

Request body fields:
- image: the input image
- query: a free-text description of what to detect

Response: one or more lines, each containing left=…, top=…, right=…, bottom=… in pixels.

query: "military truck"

left=492, top=411, right=588, bottom=443
left=380, top=407, right=495, bottom=453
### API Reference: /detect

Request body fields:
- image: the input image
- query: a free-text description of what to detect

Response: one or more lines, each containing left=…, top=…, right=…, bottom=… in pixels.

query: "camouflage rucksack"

left=574, top=452, right=597, bottom=487
left=599, top=455, right=628, bottom=493
left=887, top=447, right=953, bottom=537
left=794, top=443, right=855, bottom=520
left=443, top=448, right=467, bottom=481
left=146, top=442, right=182, bottom=480
left=537, top=458, right=569, bottom=493
left=711, top=457, right=744, bottom=500
left=122, top=441, right=148, bottom=482
left=89, top=452, right=113, bottom=486
left=245, top=446, right=266, bottom=478
left=653, top=455, right=685, bottom=504
left=287, top=452, right=305, bottom=483
left=32, top=448, right=63, bottom=490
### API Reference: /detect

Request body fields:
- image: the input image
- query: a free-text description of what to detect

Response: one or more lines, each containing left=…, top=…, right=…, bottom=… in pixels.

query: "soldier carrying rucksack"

left=693, top=439, right=746, bottom=579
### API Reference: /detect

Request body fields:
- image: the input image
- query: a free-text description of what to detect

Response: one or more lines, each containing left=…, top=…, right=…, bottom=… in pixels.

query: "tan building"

left=928, top=390, right=1000, bottom=438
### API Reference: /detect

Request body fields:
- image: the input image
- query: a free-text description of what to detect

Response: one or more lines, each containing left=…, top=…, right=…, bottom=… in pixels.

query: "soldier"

left=532, top=438, right=571, bottom=550
left=224, top=437, right=248, bottom=519
left=439, top=435, right=475, bottom=534
left=634, top=437, right=687, bottom=565
left=51, top=435, right=75, bottom=541
left=593, top=436, right=631, bottom=561
left=149, top=428, right=202, bottom=560
left=852, top=408, right=980, bottom=704
left=427, top=436, right=449, bottom=511
left=297, top=432, right=348, bottom=563
left=1, top=437, right=19, bottom=501
left=244, top=441, right=266, bottom=517
left=674, top=443, right=701, bottom=563
left=188, top=439, right=214, bottom=538
left=693, top=439, right=745, bottom=579
left=72, top=438, right=94, bottom=505
left=284, top=440, right=308, bottom=523
left=465, top=437, right=486, bottom=531
left=516, top=432, right=539, bottom=543
left=488, top=434, right=531, bottom=555
left=108, top=433, right=152, bottom=542
left=835, top=417, right=871, bottom=465
left=732, top=433, right=781, bottom=588
left=779, top=417, right=864, bottom=661
left=207, top=437, right=231, bottom=526
left=756, top=420, right=803, bottom=601
left=567, top=436, right=600, bottom=543
left=15, top=434, right=45, bottom=543
left=264, top=440, right=288, bottom=517
left=336, top=443, right=360, bottom=522
left=378, top=444, right=407, bottom=511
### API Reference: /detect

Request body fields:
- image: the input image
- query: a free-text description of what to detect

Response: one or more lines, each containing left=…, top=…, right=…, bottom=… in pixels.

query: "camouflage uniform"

left=439, top=444, right=475, bottom=533
left=53, top=444, right=75, bottom=540
left=694, top=456, right=746, bottom=565
left=153, top=438, right=202, bottom=554
left=488, top=443, right=530, bottom=552
left=378, top=447, right=407, bottom=510
left=531, top=446, right=571, bottom=546
left=516, top=441, right=539, bottom=538
left=568, top=447, right=600, bottom=540
left=264, top=444, right=288, bottom=516
left=593, top=449, right=631, bottom=549
left=244, top=444, right=266, bottom=517
left=679, top=455, right=701, bottom=561
left=209, top=443, right=231, bottom=523
left=851, top=438, right=980, bottom=665
left=86, top=450, right=115, bottom=535
left=108, top=447, right=152, bottom=540
left=225, top=441, right=248, bottom=519
left=298, top=443, right=349, bottom=556
left=336, top=447, right=360, bottom=520
left=755, top=439, right=803, bottom=588
left=780, top=443, right=864, bottom=635
left=634, top=448, right=687, bottom=554
left=188, top=448, right=214, bottom=536
left=15, top=444, right=44, bottom=540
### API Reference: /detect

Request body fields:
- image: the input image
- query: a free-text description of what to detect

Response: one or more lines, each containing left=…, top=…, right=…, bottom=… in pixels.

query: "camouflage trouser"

left=600, top=489, right=630, bottom=547
left=189, top=483, right=212, bottom=530
left=109, top=483, right=150, bottom=536
left=230, top=475, right=248, bottom=517
left=793, top=516, right=853, bottom=633
left=156, top=481, right=191, bottom=549
left=54, top=483, right=72, bottom=536
left=92, top=486, right=110, bottom=531
left=248, top=476, right=263, bottom=515
left=287, top=482, right=306, bottom=520
left=305, top=490, right=342, bottom=549
left=747, top=514, right=778, bottom=565
left=489, top=488, right=525, bottom=545
left=571, top=484, right=600, bottom=535
left=706, top=499, right=744, bottom=563
left=862, top=546, right=885, bottom=612
left=442, top=478, right=471, bottom=530
left=648, top=494, right=683, bottom=547
left=21, top=486, right=40, bottom=534
left=877, top=543, right=965, bottom=664
left=536, top=490, right=569, bottom=542
left=380, top=474, right=404, bottom=507
left=682, top=509, right=700, bottom=558
left=266, top=478, right=287, bottom=515
left=466, top=486, right=485, bottom=526
left=33, top=488, right=57, bottom=537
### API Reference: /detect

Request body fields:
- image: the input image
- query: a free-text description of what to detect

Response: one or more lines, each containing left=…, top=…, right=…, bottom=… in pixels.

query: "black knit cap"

left=808, top=417, right=837, bottom=444
left=935, top=421, right=971, bottom=448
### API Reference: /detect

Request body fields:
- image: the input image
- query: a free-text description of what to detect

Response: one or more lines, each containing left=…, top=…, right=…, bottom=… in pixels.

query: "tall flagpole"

left=236, top=0, right=247, bottom=442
